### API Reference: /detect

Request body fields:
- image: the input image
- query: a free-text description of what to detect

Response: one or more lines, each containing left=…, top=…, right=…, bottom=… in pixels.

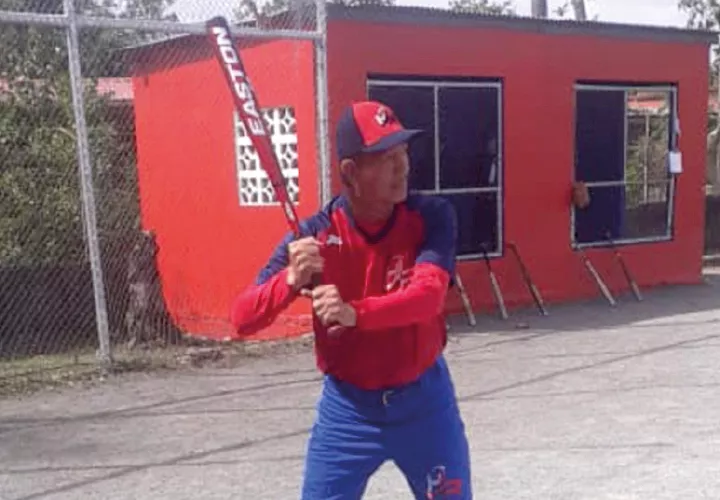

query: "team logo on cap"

left=375, top=106, right=390, bottom=126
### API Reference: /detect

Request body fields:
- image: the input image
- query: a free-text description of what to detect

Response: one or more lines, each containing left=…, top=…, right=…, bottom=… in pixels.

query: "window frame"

left=570, top=82, right=678, bottom=250
left=366, top=76, right=504, bottom=260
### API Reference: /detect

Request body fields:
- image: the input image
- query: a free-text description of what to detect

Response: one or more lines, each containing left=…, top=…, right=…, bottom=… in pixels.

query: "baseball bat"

left=605, top=231, right=642, bottom=302
left=480, top=244, right=508, bottom=320
left=207, top=16, right=300, bottom=235
left=574, top=236, right=616, bottom=307
left=507, top=242, right=548, bottom=316
left=207, top=17, right=341, bottom=331
left=453, top=270, right=477, bottom=326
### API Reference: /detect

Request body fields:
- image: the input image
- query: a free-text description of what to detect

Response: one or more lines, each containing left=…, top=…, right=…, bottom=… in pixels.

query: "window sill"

left=572, top=234, right=673, bottom=250
left=457, top=250, right=502, bottom=261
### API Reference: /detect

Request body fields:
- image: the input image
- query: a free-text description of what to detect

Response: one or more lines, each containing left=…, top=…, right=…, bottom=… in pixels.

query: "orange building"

left=123, top=5, right=715, bottom=341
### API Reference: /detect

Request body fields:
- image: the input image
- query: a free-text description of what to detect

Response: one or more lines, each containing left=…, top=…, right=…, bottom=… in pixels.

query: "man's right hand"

left=286, top=237, right=324, bottom=291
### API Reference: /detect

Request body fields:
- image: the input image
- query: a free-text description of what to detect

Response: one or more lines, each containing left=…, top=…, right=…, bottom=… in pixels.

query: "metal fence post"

left=63, top=0, right=113, bottom=368
left=315, top=0, right=332, bottom=207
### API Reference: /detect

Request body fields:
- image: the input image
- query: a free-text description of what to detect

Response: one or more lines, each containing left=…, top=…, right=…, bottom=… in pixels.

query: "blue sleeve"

left=255, top=211, right=331, bottom=285
left=411, top=195, right=458, bottom=277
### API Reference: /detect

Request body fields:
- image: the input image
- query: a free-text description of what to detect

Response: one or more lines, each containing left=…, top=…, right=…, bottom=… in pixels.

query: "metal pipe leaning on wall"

left=453, top=271, right=477, bottom=326
left=481, top=244, right=509, bottom=320
left=507, top=242, right=549, bottom=316
left=574, top=233, right=617, bottom=308
left=605, top=231, right=643, bottom=302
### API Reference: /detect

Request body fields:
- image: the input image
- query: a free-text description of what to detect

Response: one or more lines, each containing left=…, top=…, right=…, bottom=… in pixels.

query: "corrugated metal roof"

left=119, top=33, right=190, bottom=52
left=114, top=18, right=267, bottom=55
left=326, top=4, right=717, bottom=45
left=118, top=3, right=717, bottom=58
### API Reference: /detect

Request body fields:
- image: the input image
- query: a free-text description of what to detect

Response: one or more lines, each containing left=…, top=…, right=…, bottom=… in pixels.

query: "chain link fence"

left=0, top=0, right=329, bottom=394
left=705, top=108, right=720, bottom=259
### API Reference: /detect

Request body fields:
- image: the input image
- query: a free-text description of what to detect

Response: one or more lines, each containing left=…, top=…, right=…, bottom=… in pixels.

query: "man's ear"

left=339, top=158, right=356, bottom=189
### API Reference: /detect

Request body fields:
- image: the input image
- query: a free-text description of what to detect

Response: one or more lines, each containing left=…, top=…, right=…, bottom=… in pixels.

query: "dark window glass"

left=441, top=192, right=498, bottom=255
left=438, top=86, right=500, bottom=190
left=368, top=85, right=435, bottom=191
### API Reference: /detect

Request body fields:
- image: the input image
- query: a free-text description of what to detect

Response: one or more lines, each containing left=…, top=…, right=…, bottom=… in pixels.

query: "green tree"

left=448, top=0, right=515, bottom=15
left=679, top=0, right=720, bottom=29
left=234, top=0, right=396, bottom=25
left=0, top=0, right=174, bottom=266
left=679, top=0, right=720, bottom=88
left=234, top=0, right=290, bottom=24
left=678, top=0, right=720, bottom=188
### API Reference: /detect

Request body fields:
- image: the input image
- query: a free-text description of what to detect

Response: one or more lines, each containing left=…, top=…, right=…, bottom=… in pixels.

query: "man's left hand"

left=301, top=285, right=357, bottom=327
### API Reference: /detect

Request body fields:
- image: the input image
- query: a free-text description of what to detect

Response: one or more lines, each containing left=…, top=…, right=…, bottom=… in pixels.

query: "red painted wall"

left=131, top=39, right=317, bottom=340
left=326, top=20, right=709, bottom=316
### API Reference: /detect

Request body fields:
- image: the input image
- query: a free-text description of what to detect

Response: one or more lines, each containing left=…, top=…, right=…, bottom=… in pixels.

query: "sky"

left=173, top=0, right=692, bottom=28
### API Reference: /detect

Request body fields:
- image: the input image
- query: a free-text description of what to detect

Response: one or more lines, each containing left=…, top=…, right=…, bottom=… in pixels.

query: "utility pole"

left=570, top=0, right=587, bottom=21
left=531, top=0, right=547, bottom=18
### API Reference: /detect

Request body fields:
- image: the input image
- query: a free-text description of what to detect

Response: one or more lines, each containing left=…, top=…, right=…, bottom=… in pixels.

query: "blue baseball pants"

left=300, top=355, right=472, bottom=499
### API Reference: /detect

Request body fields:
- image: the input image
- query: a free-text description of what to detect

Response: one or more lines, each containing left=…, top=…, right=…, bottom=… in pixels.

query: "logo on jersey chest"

left=326, top=234, right=342, bottom=246
left=385, top=254, right=412, bottom=292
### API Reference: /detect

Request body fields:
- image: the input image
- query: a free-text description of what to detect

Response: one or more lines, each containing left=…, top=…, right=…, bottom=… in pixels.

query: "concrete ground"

left=2, top=270, right=720, bottom=500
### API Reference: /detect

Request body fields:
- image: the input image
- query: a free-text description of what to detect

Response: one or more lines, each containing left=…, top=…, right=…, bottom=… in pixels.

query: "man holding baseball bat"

left=230, top=101, right=472, bottom=499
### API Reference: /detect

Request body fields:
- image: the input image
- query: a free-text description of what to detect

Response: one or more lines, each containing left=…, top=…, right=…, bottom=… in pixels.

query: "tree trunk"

left=570, top=0, right=587, bottom=21
left=531, top=0, right=547, bottom=18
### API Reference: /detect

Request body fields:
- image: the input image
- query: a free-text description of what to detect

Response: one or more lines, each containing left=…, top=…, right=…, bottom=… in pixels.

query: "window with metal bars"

left=367, top=76, right=503, bottom=259
left=572, top=83, right=678, bottom=248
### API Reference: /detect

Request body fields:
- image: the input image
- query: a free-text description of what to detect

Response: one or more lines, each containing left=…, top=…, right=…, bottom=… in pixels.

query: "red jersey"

left=230, top=193, right=458, bottom=390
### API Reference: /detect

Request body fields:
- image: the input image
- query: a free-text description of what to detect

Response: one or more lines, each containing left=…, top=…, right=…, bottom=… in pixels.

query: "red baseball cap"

left=336, top=101, right=423, bottom=160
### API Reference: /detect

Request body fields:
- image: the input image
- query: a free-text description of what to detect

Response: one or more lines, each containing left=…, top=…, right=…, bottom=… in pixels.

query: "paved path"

left=2, top=271, right=720, bottom=499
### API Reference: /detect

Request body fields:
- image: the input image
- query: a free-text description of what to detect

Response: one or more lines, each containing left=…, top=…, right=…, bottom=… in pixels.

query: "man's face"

left=348, top=143, right=410, bottom=205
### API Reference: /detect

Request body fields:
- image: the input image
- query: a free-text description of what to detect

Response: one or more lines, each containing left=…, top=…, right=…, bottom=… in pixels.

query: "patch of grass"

left=0, top=350, right=95, bottom=377
left=0, top=347, right=174, bottom=399
left=0, top=350, right=105, bottom=398
left=0, top=333, right=316, bottom=399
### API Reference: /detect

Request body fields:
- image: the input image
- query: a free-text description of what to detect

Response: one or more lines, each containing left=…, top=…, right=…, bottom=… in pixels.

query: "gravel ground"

left=2, top=270, right=720, bottom=500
